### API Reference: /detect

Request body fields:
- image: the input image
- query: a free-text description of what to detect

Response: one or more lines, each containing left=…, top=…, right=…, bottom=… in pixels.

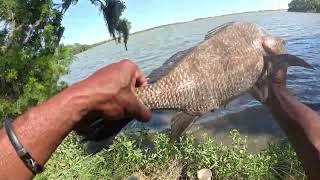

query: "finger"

left=134, top=67, right=148, bottom=87
left=118, top=59, right=138, bottom=77
left=262, top=36, right=278, bottom=55
left=117, top=59, right=147, bottom=87
left=126, top=94, right=152, bottom=122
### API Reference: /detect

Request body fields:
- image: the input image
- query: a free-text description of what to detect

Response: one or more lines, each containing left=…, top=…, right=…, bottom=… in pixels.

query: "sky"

left=61, top=0, right=291, bottom=45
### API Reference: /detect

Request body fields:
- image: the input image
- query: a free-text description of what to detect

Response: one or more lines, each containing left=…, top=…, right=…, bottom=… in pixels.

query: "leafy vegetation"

left=67, top=43, right=93, bottom=55
left=288, top=0, right=320, bottom=13
left=0, top=0, right=130, bottom=124
left=0, top=0, right=71, bottom=120
left=35, top=129, right=305, bottom=180
left=66, top=41, right=109, bottom=55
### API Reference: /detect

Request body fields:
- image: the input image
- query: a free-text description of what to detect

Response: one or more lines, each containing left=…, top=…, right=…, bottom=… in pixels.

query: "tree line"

left=288, top=0, right=320, bottom=12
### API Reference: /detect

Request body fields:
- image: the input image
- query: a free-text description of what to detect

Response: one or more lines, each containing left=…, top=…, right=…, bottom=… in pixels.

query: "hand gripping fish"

left=77, top=22, right=312, bottom=150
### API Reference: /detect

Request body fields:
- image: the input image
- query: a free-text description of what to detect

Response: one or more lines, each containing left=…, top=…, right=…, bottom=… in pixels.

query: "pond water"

left=62, top=10, right=320, bottom=150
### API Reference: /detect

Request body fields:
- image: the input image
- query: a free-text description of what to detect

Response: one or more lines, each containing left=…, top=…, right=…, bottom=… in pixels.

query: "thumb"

left=133, top=99, right=152, bottom=122
left=126, top=93, right=152, bottom=122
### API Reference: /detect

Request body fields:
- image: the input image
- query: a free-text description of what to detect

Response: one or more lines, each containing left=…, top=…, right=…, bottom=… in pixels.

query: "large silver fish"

left=134, top=21, right=312, bottom=140
left=77, top=22, right=312, bottom=151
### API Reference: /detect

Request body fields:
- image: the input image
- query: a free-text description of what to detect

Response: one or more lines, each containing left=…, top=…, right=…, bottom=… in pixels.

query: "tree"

left=61, top=0, right=130, bottom=49
left=288, top=0, right=320, bottom=13
left=0, top=0, right=130, bottom=123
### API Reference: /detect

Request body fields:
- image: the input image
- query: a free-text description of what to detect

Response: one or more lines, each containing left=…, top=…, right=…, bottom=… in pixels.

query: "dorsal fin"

left=147, top=22, right=237, bottom=83
left=205, top=22, right=235, bottom=40
left=147, top=47, right=195, bottom=83
left=148, top=22, right=236, bottom=83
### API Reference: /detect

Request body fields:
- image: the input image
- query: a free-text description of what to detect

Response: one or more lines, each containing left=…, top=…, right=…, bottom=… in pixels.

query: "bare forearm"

left=0, top=60, right=151, bottom=179
left=0, top=83, right=88, bottom=179
left=267, top=86, right=320, bottom=179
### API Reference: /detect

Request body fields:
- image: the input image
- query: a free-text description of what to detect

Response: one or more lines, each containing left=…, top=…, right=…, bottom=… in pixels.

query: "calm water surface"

left=62, top=11, right=320, bottom=149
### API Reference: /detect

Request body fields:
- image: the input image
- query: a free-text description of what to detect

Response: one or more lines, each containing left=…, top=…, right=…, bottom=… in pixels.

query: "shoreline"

left=130, top=9, right=287, bottom=36
left=77, top=9, right=288, bottom=50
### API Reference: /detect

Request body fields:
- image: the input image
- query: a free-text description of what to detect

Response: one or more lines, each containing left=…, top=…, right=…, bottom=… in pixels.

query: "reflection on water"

left=62, top=10, right=320, bottom=150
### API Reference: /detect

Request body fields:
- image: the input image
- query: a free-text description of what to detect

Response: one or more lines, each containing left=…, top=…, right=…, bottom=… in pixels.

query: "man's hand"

left=251, top=39, right=320, bottom=179
left=73, top=59, right=152, bottom=123
left=251, top=39, right=289, bottom=103
left=0, top=59, right=152, bottom=179
left=71, top=60, right=152, bottom=143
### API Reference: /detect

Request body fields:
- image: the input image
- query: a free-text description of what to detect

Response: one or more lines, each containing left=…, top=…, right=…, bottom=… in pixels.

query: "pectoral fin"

left=170, top=112, right=199, bottom=142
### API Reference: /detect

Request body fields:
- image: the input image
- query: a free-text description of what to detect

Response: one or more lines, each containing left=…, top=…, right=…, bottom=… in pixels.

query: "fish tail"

left=254, top=54, right=314, bottom=103
left=269, top=54, right=314, bottom=69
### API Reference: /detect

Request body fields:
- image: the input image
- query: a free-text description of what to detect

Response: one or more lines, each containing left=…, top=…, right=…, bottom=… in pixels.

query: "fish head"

left=262, top=35, right=288, bottom=55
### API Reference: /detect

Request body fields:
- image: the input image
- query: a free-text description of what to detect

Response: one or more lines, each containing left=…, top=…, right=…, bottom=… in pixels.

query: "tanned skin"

left=0, top=60, right=151, bottom=179
left=251, top=41, right=320, bottom=180
left=263, top=62, right=320, bottom=180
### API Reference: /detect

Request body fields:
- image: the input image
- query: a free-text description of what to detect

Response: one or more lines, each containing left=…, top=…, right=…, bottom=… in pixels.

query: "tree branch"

left=23, top=18, right=43, bottom=44
left=90, top=0, right=105, bottom=7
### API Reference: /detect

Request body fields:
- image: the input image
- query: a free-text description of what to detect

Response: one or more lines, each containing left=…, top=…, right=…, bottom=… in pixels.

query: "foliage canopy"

left=0, top=0, right=130, bottom=122
left=288, top=0, right=320, bottom=12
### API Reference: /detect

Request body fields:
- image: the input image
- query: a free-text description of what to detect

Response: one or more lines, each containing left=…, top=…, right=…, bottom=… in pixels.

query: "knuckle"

left=119, top=59, right=137, bottom=73
left=120, top=59, right=135, bottom=66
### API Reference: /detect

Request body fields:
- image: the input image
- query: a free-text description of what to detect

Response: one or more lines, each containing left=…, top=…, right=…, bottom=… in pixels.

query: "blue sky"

left=61, top=0, right=291, bottom=45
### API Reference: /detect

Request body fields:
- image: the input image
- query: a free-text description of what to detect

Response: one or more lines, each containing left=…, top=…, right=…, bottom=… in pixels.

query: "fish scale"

left=136, top=22, right=268, bottom=114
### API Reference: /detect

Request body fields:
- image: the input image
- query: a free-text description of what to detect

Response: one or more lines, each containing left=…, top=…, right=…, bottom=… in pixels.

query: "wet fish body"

left=135, top=21, right=311, bottom=139
left=137, top=22, right=280, bottom=112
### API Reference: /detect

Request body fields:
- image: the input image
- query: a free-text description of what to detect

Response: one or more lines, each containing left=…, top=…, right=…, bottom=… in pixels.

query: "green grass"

left=35, top=129, right=306, bottom=180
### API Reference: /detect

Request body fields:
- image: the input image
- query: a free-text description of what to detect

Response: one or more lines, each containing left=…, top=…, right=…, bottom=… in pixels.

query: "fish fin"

left=205, top=22, right=234, bottom=40
left=170, top=112, right=199, bottom=142
left=266, top=54, right=314, bottom=69
left=251, top=54, right=314, bottom=103
left=147, top=47, right=194, bottom=83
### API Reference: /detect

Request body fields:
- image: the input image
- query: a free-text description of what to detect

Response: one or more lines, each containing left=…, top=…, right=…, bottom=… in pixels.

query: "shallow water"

left=62, top=10, right=320, bottom=150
